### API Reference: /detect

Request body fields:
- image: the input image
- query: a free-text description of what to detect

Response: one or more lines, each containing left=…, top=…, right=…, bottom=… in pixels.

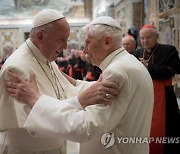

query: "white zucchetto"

left=32, top=9, right=65, bottom=28
left=85, top=16, right=121, bottom=30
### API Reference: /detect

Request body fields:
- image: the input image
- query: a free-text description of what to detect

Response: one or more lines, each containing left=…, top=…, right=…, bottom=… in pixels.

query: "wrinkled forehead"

left=140, top=28, right=158, bottom=36
left=84, top=30, right=95, bottom=40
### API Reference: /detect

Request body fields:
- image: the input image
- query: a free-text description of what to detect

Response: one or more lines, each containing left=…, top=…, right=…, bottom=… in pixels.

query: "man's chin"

left=89, top=58, right=97, bottom=66
left=144, top=47, right=151, bottom=51
left=49, top=57, right=57, bottom=62
left=91, top=62, right=97, bottom=66
left=89, top=59, right=94, bottom=65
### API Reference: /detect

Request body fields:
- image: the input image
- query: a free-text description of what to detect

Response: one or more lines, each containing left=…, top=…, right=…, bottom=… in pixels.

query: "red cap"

left=141, top=24, right=156, bottom=30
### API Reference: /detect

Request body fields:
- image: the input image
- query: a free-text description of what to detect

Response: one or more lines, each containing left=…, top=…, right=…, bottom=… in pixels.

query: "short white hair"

left=84, top=24, right=122, bottom=46
left=83, top=16, right=122, bottom=46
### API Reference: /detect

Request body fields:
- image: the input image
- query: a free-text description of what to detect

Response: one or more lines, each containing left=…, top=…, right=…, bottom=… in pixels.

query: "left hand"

left=78, top=75, right=119, bottom=108
left=5, top=71, right=40, bottom=107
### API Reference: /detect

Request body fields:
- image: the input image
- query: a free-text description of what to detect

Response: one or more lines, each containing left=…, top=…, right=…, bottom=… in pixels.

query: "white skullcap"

left=85, top=16, right=121, bottom=30
left=32, top=9, right=65, bottom=28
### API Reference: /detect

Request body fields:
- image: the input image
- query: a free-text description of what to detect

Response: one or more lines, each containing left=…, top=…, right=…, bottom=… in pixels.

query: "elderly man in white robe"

left=5, top=16, right=154, bottom=154
left=0, top=9, right=119, bottom=154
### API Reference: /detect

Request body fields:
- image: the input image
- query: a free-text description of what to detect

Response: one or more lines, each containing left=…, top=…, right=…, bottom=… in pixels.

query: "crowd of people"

left=0, top=49, right=101, bottom=82
left=56, top=48, right=102, bottom=81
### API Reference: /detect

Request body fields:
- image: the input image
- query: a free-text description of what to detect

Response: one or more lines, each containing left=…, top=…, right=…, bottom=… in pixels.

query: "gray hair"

left=29, top=22, right=53, bottom=38
left=83, top=24, right=122, bottom=46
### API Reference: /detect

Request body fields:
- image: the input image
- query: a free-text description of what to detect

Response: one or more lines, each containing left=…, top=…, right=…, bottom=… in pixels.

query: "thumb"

left=98, top=74, right=103, bottom=82
left=30, top=73, right=37, bottom=86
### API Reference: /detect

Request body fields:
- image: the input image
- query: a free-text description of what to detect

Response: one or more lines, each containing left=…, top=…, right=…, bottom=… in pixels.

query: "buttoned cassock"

left=0, top=38, right=80, bottom=153
left=23, top=48, right=154, bottom=154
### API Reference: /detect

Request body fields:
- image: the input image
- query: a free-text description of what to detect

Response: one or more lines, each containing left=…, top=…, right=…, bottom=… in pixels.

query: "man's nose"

left=83, top=49, right=87, bottom=54
left=62, top=42, right=68, bottom=49
left=83, top=46, right=88, bottom=54
left=143, top=38, right=148, bottom=42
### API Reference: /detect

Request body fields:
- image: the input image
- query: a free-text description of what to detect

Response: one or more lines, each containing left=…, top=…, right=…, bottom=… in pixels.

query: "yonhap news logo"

left=101, top=132, right=115, bottom=148
left=101, top=132, right=180, bottom=148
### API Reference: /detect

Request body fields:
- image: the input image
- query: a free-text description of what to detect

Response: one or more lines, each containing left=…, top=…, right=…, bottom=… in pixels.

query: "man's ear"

left=156, top=33, right=159, bottom=38
left=35, top=30, right=43, bottom=41
left=105, top=35, right=112, bottom=47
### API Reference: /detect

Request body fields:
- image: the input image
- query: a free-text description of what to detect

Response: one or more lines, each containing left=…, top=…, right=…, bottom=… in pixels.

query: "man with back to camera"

left=0, top=9, right=119, bottom=154
left=5, top=16, right=154, bottom=154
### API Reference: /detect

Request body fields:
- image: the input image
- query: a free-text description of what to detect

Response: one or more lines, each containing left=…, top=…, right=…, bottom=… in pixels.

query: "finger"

left=6, top=87, right=16, bottom=94
left=139, top=58, right=144, bottom=63
left=5, top=81, right=18, bottom=89
left=102, top=98, right=113, bottom=105
left=106, top=88, right=119, bottom=96
left=30, top=73, right=36, bottom=84
left=104, top=93, right=117, bottom=100
left=98, top=75, right=103, bottom=82
left=30, top=73, right=38, bottom=89
left=94, top=84, right=118, bottom=97
left=7, top=71, right=22, bottom=83
left=9, top=92, right=20, bottom=100
left=102, top=81, right=119, bottom=89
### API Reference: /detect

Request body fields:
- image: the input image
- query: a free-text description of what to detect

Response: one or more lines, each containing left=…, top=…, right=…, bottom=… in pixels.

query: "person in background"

left=68, top=49, right=86, bottom=80
left=134, top=24, right=180, bottom=154
left=81, top=53, right=102, bottom=81
left=0, top=9, right=118, bottom=154
left=5, top=16, right=154, bottom=154
left=121, top=35, right=136, bottom=54
left=56, top=56, right=69, bottom=74
left=127, top=25, right=139, bottom=47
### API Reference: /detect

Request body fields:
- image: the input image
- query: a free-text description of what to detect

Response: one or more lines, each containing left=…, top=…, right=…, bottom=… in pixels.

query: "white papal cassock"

left=22, top=48, right=154, bottom=154
left=0, top=38, right=80, bottom=154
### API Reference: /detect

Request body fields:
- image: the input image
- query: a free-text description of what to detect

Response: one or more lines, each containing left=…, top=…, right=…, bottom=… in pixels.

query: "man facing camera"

left=121, top=35, right=136, bottom=54
left=134, top=24, right=180, bottom=154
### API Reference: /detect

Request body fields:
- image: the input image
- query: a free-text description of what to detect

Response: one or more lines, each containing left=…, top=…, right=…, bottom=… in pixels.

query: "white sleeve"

left=76, top=80, right=95, bottom=92
left=24, top=95, right=84, bottom=141
left=23, top=94, right=120, bottom=143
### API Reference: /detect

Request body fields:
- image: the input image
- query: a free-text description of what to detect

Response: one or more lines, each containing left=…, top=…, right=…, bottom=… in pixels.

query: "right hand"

left=78, top=76, right=119, bottom=108
left=5, top=71, right=40, bottom=107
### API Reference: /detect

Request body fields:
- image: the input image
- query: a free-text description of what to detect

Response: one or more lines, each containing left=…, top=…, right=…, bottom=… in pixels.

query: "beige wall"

left=0, top=29, right=20, bottom=57
left=147, top=0, right=180, bottom=52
